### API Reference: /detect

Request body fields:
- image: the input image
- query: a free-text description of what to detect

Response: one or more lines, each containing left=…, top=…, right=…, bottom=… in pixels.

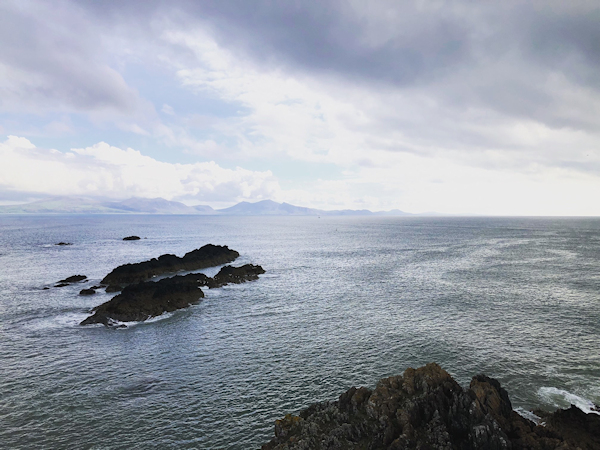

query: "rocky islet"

left=54, top=274, right=87, bottom=287
left=80, top=244, right=264, bottom=326
left=101, top=243, right=240, bottom=288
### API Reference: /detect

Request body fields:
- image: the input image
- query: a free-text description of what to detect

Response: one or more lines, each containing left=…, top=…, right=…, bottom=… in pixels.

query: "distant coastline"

left=0, top=196, right=442, bottom=216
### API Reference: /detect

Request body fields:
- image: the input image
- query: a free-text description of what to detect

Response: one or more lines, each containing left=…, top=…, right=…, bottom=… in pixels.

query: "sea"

left=0, top=215, right=599, bottom=449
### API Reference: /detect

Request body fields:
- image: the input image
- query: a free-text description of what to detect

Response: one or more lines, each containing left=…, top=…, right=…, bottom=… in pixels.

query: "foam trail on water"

left=514, top=407, right=543, bottom=424
left=538, top=387, right=600, bottom=415
left=111, top=311, right=178, bottom=329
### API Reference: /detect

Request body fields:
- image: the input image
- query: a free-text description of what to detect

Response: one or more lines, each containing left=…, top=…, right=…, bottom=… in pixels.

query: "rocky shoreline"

left=261, top=363, right=600, bottom=450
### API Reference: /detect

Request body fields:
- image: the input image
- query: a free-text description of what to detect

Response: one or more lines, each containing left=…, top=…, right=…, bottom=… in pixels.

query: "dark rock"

left=79, top=288, right=96, bottom=296
left=54, top=283, right=69, bottom=287
left=545, top=405, right=600, bottom=449
left=42, top=287, right=50, bottom=290
left=90, top=285, right=102, bottom=290
left=82, top=264, right=265, bottom=327
left=123, top=236, right=141, bottom=241
left=105, top=285, right=122, bottom=293
left=80, top=274, right=207, bottom=326
left=101, top=244, right=239, bottom=287
left=209, top=264, right=266, bottom=288
left=261, top=363, right=600, bottom=450
left=55, top=242, right=72, bottom=246
left=58, top=275, right=87, bottom=283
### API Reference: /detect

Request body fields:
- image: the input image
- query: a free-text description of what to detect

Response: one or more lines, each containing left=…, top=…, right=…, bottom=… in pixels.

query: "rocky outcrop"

left=101, top=244, right=239, bottom=287
left=81, top=264, right=265, bottom=326
left=79, top=288, right=96, bottom=295
left=59, top=275, right=87, bottom=283
left=55, top=275, right=87, bottom=287
left=123, top=235, right=141, bottom=241
left=208, top=264, right=266, bottom=287
left=80, top=275, right=206, bottom=326
left=261, top=363, right=600, bottom=450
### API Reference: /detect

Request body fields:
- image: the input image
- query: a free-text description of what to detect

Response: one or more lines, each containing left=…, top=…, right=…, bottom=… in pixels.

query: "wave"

left=25, top=311, right=90, bottom=330
left=538, top=386, right=600, bottom=415
left=106, top=310, right=178, bottom=329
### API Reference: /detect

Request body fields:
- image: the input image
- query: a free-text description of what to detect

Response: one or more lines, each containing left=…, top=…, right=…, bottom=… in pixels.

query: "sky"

left=1, top=0, right=600, bottom=215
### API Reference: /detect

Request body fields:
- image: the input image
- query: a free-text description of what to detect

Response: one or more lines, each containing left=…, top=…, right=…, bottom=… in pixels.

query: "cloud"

left=0, top=136, right=280, bottom=205
left=2, top=1, right=600, bottom=214
left=161, top=104, right=175, bottom=115
left=0, top=1, right=150, bottom=117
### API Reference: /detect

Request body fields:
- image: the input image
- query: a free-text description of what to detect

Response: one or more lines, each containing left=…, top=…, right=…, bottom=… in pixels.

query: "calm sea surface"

left=0, top=215, right=599, bottom=449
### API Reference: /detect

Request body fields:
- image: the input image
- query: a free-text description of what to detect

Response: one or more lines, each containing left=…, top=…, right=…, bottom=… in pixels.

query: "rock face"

left=261, top=363, right=600, bottom=450
left=101, top=244, right=239, bottom=287
left=122, top=235, right=141, bottom=241
left=81, top=264, right=265, bottom=326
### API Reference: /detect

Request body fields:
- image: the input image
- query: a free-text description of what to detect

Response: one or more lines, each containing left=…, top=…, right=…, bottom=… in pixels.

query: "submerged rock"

left=122, top=235, right=141, bottom=241
left=261, top=363, right=600, bottom=450
left=101, top=244, right=239, bottom=287
left=55, top=242, right=72, bottom=246
left=81, top=264, right=265, bottom=326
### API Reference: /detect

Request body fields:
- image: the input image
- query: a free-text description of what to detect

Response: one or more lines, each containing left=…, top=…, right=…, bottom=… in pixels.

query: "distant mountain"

left=218, top=200, right=322, bottom=215
left=0, top=196, right=116, bottom=214
left=0, top=197, right=419, bottom=216
left=102, top=197, right=200, bottom=214
left=0, top=196, right=216, bottom=215
left=193, top=205, right=217, bottom=214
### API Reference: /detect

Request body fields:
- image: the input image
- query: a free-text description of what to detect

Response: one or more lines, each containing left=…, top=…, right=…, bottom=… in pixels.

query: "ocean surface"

left=0, top=215, right=599, bottom=449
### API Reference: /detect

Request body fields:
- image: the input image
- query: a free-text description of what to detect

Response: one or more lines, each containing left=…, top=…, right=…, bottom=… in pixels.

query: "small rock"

left=123, top=236, right=141, bottom=241
left=55, top=283, right=70, bottom=287
left=42, top=287, right=50, bottom=290
left=55, top=242, right=72, bottom=246
left=58, top=275, right=87, bottom=283
left=79, top=288, right=96, bottom=296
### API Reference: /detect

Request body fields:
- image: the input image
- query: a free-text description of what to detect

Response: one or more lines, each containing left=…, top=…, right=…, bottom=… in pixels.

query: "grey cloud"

left=4, top=0, right=600, bottom=173
left=81, top=0, right=600, bottom=135
left=0, top=1, right=143, bottom=114
left=12, top=0, right=600, bottom=132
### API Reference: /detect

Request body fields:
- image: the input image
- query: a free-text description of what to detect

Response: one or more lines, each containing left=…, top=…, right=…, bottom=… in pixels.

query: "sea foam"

left=538, top=387, right=600, bottom=415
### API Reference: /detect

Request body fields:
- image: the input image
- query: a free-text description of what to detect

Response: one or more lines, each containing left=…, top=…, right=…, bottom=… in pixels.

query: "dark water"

left=0, top=215, right=599, bottom=449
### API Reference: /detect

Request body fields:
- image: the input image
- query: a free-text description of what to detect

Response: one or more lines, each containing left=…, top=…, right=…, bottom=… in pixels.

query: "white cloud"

left=0, top=136, right=280, bottom=206
left=161, top=104, right=175, bottom=115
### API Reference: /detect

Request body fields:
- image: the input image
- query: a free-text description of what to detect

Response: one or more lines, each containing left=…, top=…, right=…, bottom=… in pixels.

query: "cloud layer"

left=1, top=1, right=600, bottom=214
left=0, top=136, right=279, bottom=206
